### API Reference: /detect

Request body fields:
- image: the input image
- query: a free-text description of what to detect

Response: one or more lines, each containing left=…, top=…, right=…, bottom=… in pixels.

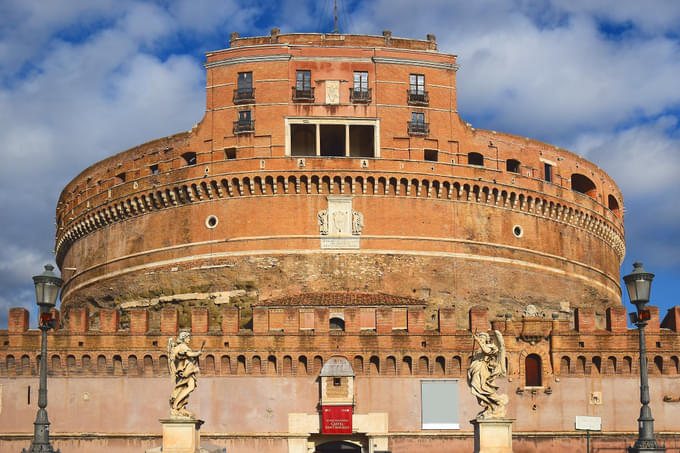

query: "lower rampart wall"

left=0, top=377, right=679, bottom=453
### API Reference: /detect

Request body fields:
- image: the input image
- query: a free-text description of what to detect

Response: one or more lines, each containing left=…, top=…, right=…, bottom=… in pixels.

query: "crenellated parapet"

left=3, top=302, right=679, bottom=381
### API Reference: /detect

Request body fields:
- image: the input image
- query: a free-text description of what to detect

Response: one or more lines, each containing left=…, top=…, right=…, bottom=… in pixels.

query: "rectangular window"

left=412, top=112, right=425, bottom=124
left=149, top=164, right=159, bottom=175
left=393, top=308, right=407, bottom=330
left=353, top=71, right=368, bottom=91
left=300, top=310, right=314, bottom=330
left=360, top=308, right=376, bottom=330
left=237, top=72, right=252, bottom=90
left=424, top=149, right=438, bottom=162
left=296, top=70, right=311, bottom=91
left=269, top=309, right=284, bottom=331
left=422, top=380, right=459, bottom=429
left=544, top=163, right=553, bottom=182
left=410, top=74, right=425, bottom=94
left=238, top=110, right=251, bottom=123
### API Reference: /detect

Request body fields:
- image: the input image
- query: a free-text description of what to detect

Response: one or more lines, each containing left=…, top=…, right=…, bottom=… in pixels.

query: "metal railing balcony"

left=292, top=87, right=315, bottom=102
left=233, top=120, right=255, bottom=134
left=350, top=88, right=372, bottom=103
left=407, top=121, right=429, bottom=136
left=233, top=88, right=255, bottom=104
left=407, top=89, right=429, bottom=106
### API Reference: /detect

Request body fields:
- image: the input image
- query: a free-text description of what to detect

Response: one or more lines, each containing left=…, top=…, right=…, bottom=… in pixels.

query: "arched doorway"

left=315, top=440, right=362, bottom=453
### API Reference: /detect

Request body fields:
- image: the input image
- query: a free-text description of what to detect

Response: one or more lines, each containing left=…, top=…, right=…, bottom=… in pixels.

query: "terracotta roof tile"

left=255, top=292, right=426, bottom=307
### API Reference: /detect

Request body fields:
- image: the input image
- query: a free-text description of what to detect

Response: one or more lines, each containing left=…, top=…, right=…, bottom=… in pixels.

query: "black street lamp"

left=624, top=262, right=665, bottom=453
left=22, top=264, right=62, bottom=453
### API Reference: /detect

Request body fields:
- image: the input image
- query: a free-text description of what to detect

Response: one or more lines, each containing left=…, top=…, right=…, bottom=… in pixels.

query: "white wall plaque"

left=575, top=416, right=601, bottom=431
left=325, top=80, right=340, bottom=104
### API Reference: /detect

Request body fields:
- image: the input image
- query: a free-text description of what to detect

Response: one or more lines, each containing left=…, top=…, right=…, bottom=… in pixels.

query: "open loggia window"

left=288, top=119, right=377, bottom=158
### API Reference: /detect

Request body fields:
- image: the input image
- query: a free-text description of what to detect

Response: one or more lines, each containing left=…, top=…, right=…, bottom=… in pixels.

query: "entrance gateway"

left=287, top=356, right=391, bottom=453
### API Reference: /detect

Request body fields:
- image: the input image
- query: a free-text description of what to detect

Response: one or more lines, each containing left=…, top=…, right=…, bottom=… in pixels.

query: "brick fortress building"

left=1, top=31, right=679, bottom=453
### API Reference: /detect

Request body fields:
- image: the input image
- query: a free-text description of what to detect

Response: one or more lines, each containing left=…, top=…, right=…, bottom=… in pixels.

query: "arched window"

left=571, top=173, right=597, bottom=198
left=468, top=152, right=484, bottom=166
left=623, top=356, right=633, bottom=374
left=608, top=194, right=621, bottom=217
left=560, top=356, right=571, bottom=375
left=592, top=356, right=602, bottom=374
left=525, top=354, right=542, bottom=386
left=181, top=152, right=197, bottom=166
left=654, top=356, right=663, bottom=374
left=506, top=159, right=521, bottom=173
left=329, top=317, right=345, bottom=331
left=435, top=356, right=446, bottom=376
left=369, top=356, right=380, bottom=375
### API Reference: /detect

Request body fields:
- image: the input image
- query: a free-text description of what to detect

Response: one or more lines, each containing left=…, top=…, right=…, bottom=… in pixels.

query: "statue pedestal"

left=471, top=418, right=515, bottom=453
left=145, top=418, right=224, bottom=453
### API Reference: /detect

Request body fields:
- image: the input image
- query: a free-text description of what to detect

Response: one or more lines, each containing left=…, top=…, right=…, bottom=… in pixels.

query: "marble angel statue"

left=168, top=331, right=205, bottom=418
left=468, top=330, right=509, bottom=419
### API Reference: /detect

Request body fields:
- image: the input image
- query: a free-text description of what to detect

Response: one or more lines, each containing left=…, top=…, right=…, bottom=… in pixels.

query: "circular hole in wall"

left=206, top=215, right=218, bottom=229
left=513, top=225, right=523, bottom=238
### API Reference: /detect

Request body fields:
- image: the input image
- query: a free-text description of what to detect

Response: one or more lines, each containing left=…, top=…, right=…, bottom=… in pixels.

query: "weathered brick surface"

left=606, top=306, right=628, bottom=332
left=160, top=307, right=177, bottom=335
left=469, top=306, right=488, bottom=332
left=439, top=308, right=456, bottom=334
left=130, top=308, right=149, bottom=334
left=221, top=306, right=239, bottom=334
left=100, top=309, right=120, bottom=333
left=69, top=307, right=89, bottom=333
left=8, top=308, right=29, bottom=333
left=661, top=306, right=680, bottom=332
left=575, top=308, right=595, bottom=332
left=191, top=307, right=209, bottom=333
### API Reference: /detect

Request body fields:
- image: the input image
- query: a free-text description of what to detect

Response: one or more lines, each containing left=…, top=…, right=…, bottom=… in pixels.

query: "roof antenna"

left=333, top=0, right=339, bottom=33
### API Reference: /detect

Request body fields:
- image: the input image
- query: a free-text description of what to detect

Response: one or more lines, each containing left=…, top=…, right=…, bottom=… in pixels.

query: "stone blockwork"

left=53, top=32, right=625, bottom=329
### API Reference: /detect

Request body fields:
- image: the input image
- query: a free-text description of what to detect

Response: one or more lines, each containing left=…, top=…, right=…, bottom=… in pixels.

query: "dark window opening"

left=608, top=194, right=620, bottom=216
left=408, top=74, right=428, bottom=105
left=181, top=152, right=197, bottom=166
left=293, top=70, right=314, bottom=101
left=234, top=71, right=254, bottom=104
left=115, top=172, right=126, bottom=184
left=320, top=125, right=345, bottom=156
left=349, top=125, right=374, bottom=157
left=468, top=152, right=484, bottom=166
left=424, top=149, right=438, bottom=162
left=654, top=356, right=663, bottom=373
left=233, top=110, right=254, bottom=134
left=525, top=354, right=542, bottom=386
left=571, top=173, right=597, bottom=198
left=315, top=441, right=361, bottom=453
left=225, top=148, right=237, bottom=159
left=333, top=377, right=342, bottom=386
left=150, top=164, right=159, bottom=175
left=506, top=159, right=520, bottom=173
left=544, top=163, right=553, bottom=182
left=291, top=124, right=316, bottom=156
left=329, top=317, right=345, bottom=331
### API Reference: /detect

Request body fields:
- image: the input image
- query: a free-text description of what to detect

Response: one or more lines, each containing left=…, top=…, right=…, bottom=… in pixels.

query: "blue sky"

left=1, top=0, right=679, bottom=327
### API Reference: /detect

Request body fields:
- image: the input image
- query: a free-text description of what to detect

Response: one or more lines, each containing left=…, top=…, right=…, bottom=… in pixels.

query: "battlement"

left=3, top=304, right=680, bottom=380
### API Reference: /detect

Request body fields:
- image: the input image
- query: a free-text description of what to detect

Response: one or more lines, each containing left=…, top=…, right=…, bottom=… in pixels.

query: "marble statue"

left=317, top=210, right=328, bottom=235
left=168, top=331, right=204, bottom=418
left=468, top=330, right=508, bottom=419
left=351, top=210, right=364, bottom=235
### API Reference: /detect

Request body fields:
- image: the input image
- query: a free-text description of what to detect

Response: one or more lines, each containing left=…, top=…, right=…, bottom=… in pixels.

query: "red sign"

left=321, top=405, right=353, bottom=434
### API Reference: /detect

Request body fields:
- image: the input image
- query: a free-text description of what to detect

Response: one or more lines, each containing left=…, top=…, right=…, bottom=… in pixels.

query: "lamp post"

left=23, top=264, right=62, bottom=453
left=625, top=262, right=665, bottom=453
